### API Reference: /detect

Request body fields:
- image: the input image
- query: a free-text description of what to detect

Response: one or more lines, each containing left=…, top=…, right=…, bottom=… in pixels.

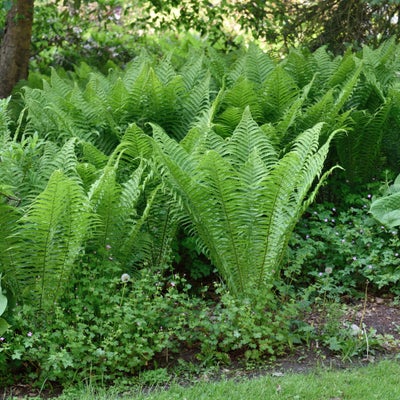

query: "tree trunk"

left=0, top=0, right=34, bottom=98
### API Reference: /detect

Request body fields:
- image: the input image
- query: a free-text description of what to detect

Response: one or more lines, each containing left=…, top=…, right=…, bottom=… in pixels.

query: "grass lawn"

left=46, top=358, right=400, bottom=400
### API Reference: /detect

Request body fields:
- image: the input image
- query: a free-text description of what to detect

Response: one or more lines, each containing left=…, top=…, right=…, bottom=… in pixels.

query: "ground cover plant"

left=1, top=38, right=400, bottom=395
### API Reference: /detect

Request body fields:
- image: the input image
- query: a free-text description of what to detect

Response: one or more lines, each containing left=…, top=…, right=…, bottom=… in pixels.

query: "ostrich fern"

left=151, top=107, right=339, bottom=298
left=13, top=170, right=92, bottom=313
left=1, top=126, right=159, bottom=313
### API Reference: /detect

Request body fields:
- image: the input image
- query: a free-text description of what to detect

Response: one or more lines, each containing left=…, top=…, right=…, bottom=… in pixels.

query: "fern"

left=226, top=44, right=275, bottom=86
left=283, top=47, right=315, bottom=89
left=86, top=135, right=158, bottom=268
left=0, top=196, right=21, bottom=291
left=336, top=100, right=392, bottom=183
left=214, top=78, right=263, bottom=136
left=151, top=109, right=338, bottom=297
left=261, top=66, right=300, bottom=123
left=13, top=170, right=92, bottom=313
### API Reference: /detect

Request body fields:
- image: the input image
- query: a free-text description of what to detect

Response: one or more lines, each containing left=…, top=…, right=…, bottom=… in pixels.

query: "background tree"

left=290, top=0, right=400, bottom=53
left=0, top=0, right=34, bottom=98
left=146, top=0, right=400, bottom=53
left=2, top=0, right=400, bottom=97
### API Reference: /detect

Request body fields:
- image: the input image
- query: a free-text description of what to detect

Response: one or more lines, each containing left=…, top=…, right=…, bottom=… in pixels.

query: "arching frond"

left=243, top=43, right=276, bottom=86
left=14, top=170, right=92, bottom=312
left=327, top=51, right=357, bottom=89
left=261, top=66, right=300, bottom=123
left=155, top=54, right=177, bottom=85
left=225, top=107, right=278, bottom=168
left=283, top=48, right=315, bottom=89
left=81, top=141, right=109, bottom=168
left=337, top=100, right=392, bottom=183
left=179, top=53, right=206, bottom=90
left=151, top=111, right=336, bottom=298
left=0, top=199, right=21, bottom=290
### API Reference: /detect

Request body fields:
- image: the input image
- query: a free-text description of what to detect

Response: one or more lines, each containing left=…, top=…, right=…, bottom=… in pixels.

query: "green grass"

left=39, top=359, right=400, bottom=400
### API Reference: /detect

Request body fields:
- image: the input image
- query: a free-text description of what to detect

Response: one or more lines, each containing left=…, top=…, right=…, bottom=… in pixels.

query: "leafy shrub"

left=0, top=259, right=304, bottom=387
left=287, top=193, right=400, bottom=297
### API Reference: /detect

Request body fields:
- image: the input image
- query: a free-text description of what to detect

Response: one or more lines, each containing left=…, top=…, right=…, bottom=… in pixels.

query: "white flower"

left=121, top=273, right=130, bottom=283
left=350, top=324, right=362, bottom=336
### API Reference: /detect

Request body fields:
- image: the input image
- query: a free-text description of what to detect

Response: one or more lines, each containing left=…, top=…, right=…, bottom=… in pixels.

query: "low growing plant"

left=286, top=194, right=400, bottom=297
left=0, top=275, right=9, bottom=336
left=0, top=252, right=308, bottom=389
left=315, top=302, right=381, bottom=361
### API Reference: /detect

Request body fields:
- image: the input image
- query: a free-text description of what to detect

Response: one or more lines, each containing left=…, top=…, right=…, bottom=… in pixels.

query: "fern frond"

left=180, top=53, right=206, bottom=90
left=226, top=107, right=278, bottom=168
left=151, top=111, right=336, bottom=298
left=337, top=100, right=392, bottom=182
left=113, top=123, right=153, bottom=162
left=243, top=43, right=275, bottom=85
left=283, top=47, right=315, bottom=89
left=110, top=164, right=159, bottom=267
left=14, top=170, right=91, bottom=312
left=261, top=66, right=300, bottom=123
left=177, top=72, right=211, bottom=138
left=0, top=199, right=21, bottom=288
left=155, top=54, right=177, bottom=85
left=326, top=51, right=356, bottom=89
left=0, top=98, right=11, bottom=138
left=81, top=141, right=109, bottom=168
left=221, top=78, right=263, bottom=122
left=87, top=163, right=121, bottom=251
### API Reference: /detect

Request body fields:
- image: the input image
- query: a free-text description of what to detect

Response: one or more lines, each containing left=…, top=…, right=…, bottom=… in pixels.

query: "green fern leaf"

left=14, top=170, right=91, bottom=312
left=262, top=66, right=300, bottom=123
left=151, top=111, right=337, bottom=298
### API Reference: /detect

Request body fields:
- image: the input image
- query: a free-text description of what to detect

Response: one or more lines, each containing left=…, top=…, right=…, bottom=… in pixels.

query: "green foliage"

left=18, top=39, right=400, bottom=185
left=370, top=173, right=400, bottom=228
left=13, top=169, right=92, bottom=313
left=287, top=195, right=400, bottom=296
left=0, top=276, right=10, bottom=336
left=3, top=38, right=400, bottom=389
left=315, top=302, right=380, bottom=361
left=128, top=1, right=400, bottom=55
left=151, top=109, right=338, bottom=297
left=192, top=286, right=303, bottom=364
left=22, top=54, right=212, bottom=147
left=30, top=0, right=138, bottom=72
left=0, top=114, right=162, bottom=317
left=0, top=265, right=302, bottom=386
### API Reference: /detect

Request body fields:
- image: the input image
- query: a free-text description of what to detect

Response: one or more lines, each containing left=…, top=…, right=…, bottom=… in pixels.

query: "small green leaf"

left=0, top=317, right=10, bottom=336
left=0, top=285, right=7, bottom=316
